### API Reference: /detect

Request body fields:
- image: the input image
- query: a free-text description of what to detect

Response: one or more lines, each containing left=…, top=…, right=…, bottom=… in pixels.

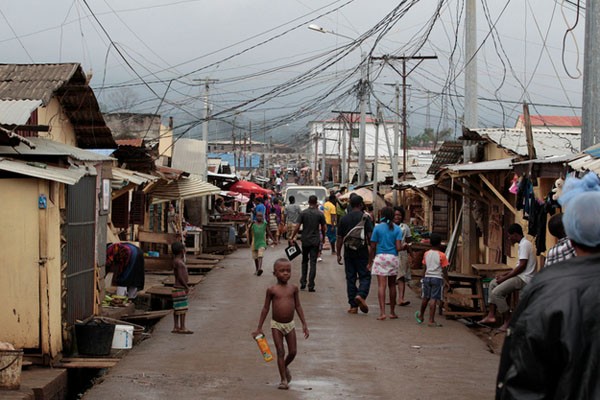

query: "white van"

left=283, top=185, right=328, bottom=211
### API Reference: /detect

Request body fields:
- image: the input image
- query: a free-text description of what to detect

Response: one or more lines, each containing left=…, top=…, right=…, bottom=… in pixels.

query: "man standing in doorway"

left=290, top=195, right=326, bottom=292
left=336, top=194, right=374, bottom=314
left=479, top=223, right=536, bottom=331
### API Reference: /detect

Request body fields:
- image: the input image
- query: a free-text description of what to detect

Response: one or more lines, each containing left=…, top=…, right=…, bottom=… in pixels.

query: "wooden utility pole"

left=522, top=102, right=537, bottom=160
left=373, top=55, right=437, bottom=180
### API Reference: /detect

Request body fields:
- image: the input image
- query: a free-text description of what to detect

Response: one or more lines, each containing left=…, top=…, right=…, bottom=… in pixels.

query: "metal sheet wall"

left=65, top=176, right=96, bottom=324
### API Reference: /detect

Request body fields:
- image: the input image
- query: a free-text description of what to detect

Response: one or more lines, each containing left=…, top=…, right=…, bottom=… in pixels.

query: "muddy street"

left=84, top=244, right=499, bottom=399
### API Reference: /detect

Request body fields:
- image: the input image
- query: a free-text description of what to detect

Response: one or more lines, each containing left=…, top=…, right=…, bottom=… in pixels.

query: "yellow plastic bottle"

left=254, top=334, right=273, bottom=362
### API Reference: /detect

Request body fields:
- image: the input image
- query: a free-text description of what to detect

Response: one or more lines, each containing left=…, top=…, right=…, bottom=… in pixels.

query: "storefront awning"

left=149, top=176, right=221, bottom=203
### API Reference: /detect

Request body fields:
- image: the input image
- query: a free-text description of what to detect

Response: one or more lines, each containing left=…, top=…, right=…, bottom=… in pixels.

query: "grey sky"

left=0, top=0, right=586, bottom=143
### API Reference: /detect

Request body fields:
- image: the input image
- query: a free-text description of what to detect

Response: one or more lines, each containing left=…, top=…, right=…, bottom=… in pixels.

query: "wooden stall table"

left=472, top=263, right=520, bottom=312
left=219, top=213, right=250, bottom=247
left=443, top=272, right=486, bottom=318
left=471, top=263, right=512, bottom=279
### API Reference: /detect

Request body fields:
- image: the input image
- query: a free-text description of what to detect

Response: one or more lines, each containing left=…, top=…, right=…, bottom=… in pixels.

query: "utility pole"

left=195, top=77, right=218, bottom=226
left=322, top=131, right=327, bottom=185
left=373, top=103, right=381, bottom=218
left=462, top=0, right=478, bottom=274
left=583, top=0, right=600, bottom=149
left=374, top=55, right=437, bottom=181
left=263, top=113, right=267, bottom=177
left=313, top=132, right=319, bottom=184
left=243, top=135, right=247, bottom=170
left=358, top=53, right=368, bottom=186
left=522, top=102, right=537, bottom=160
left=333, top=110, right=369, bottom=186
left=232, top=123, right=236, bottom=172
left=194, top=78, right=219, bottom=179
left=384, top=82, right=400, bottom=205
left=248, top=121, right=252, bottom=170
left=341, top=118, right=347, bottom=184
left=464, top=0, right=478, bottom=128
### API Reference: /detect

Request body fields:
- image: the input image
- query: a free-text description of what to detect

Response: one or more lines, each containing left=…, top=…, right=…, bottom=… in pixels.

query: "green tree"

left=408, top=128, right=453, bottom=148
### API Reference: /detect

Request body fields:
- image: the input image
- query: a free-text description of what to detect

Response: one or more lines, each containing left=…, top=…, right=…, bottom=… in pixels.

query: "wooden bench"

left=443, top=272, right=486, bottom=318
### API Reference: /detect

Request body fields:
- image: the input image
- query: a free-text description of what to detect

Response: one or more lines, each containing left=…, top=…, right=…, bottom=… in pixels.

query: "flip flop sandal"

left=415, top=311, right=423, bottom=324
left=399, top=301, right=411, bottom=306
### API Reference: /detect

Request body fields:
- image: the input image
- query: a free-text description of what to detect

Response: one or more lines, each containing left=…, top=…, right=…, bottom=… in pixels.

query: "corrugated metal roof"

left=112, top=167, right=158, bottom=186
left=516, top=115, right=581, bottom=128
left=0, top=136, right=113, bottom=161
left=584, top=142, right=600, bottom=158
left=0, top=157, right=87, bottom=184
left=445, top=158, right=514, bottom=172
left=0, top=99, right=43, bottom=124
left=512, top=154, right=573, bottom=165
left=569, top=154, right=600, bottom=176
left=427, top=141, right=463, bottom=175
left=0, top=63, right=115, bottom=149
left=395, top=176, right=436, bottom=189
left=477, top=128, right=580, bottom=158
left=149, top=176, right=220, bottom=203
left=0, top=63, right=79, bottom=103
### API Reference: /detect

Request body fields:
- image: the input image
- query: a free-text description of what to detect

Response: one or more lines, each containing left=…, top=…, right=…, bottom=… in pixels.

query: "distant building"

left=514, top=114, right=581, bottom=135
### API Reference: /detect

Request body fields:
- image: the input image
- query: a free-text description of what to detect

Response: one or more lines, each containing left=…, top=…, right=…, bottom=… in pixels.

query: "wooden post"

left=522, top=102, right=537, bottom=160
left=38, top=181, right=50, bottom=357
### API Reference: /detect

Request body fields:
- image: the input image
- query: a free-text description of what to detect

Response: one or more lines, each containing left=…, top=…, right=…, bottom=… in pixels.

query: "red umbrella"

left=227, top=180, right=272, bottom=196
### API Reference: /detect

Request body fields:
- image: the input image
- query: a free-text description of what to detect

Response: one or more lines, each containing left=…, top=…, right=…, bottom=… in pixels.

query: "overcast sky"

left=0, top=0, right=586, bottom=143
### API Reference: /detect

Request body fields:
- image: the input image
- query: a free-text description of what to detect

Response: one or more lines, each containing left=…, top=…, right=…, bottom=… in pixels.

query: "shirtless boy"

left=252, top=258, right=309, bottom=390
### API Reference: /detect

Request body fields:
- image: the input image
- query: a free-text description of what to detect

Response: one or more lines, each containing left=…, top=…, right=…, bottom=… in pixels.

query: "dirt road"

left=84, top=244, right=499, bottom=399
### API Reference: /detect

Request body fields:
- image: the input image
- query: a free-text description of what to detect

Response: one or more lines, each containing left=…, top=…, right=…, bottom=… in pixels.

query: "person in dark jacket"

left=496, top=189, right=600, bottom=399
left=336, top=194, right=374, bottom=314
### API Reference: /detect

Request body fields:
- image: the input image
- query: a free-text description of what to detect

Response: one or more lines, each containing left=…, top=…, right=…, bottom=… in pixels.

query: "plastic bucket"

left=0, top=349, right=23, bottom=390
left=75, top=320, right=116, bottom=356
left=111, top=325, right=134, bottom=349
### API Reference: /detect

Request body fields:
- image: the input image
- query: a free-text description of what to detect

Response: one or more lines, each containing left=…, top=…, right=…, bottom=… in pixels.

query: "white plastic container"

left=111, top=325, right=134, bottom=349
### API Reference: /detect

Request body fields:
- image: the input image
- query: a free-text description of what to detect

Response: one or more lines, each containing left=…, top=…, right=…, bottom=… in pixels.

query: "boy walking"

left=252, top=258, right=309, bottom=390
left=415, top=233, right=449, bottom=327
left=248, top=211, right=277, bottom=276
left=171, top=241, right=193, bottom=334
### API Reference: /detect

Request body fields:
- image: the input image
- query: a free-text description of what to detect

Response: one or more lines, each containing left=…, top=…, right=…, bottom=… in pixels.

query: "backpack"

left=343, top=213, right=368, bottom=250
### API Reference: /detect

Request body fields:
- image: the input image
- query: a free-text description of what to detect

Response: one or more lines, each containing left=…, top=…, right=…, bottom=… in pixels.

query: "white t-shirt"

left=517, top=237, right=537, bottom=284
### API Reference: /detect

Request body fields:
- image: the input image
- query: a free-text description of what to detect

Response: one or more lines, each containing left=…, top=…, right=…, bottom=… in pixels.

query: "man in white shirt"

left=479, top=223, right=536, bottom=331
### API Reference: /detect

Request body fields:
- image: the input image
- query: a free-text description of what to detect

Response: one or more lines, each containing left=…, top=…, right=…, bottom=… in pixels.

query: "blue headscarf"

left=563, top=192, right=600, bottom=248
left=558, top=172, right=600, bottom=207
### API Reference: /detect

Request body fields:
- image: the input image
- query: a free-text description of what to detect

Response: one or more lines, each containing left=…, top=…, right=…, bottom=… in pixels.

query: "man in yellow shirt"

left=323, top=194, right=338, bottom=255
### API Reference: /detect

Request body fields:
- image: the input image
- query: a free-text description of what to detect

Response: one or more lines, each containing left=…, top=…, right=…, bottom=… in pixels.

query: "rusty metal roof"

left=427, top=141, right=463, bottom=175
left=0, top=63, right=115, bottom=149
